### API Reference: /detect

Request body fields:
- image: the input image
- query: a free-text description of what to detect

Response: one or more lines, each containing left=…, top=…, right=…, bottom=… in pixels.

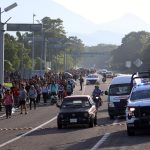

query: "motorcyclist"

left=102, top=73, right=106, bottom=83
left=92, top=85, right=103, bottom=110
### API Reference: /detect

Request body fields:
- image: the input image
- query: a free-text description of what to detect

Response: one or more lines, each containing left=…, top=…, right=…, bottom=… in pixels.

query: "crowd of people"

left=0, top=71, right=83, bottom=119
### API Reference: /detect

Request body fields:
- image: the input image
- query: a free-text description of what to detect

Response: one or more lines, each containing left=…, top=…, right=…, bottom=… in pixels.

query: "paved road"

left=0, top=79, right=150, bottom=150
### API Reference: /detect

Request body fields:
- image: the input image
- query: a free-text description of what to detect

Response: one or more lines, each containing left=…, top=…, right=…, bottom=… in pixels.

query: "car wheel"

left=57, top=121, right=62, bottom=129
left=94, top=115, right=97, bottom=126
left=89, top=117, right=94, bottom=128
left=109, top=114, right=114, bottom=119
left=127, top=126, right=135, bottom=136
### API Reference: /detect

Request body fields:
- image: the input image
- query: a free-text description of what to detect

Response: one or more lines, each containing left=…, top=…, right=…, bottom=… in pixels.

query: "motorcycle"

left=93, top=95, right=102, bottom=110
left=102, top=77, right=106, bottom=83
left=50, top=95, right=58, bottom=105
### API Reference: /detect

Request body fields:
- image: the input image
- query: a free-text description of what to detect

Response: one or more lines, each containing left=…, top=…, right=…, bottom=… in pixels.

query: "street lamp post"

left=0, top=3, right=17, bottom=84
left=0, top=8, right=4, bottom=85
left=32, top=14, right=36, bottom=72
left=36, top=19, right=44, bottom=71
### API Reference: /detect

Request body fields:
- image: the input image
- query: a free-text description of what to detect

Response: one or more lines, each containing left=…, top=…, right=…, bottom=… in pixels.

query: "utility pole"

left=0, top=3, right=17, bottom=84
left=0, top=8, right=4, bottom=84
left=32, top=14, right=36, bottom=72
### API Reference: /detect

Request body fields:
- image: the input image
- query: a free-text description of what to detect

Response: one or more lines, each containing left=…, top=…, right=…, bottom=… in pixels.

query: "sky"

left=53, top=0, right=150, bottom=24
left=1, top=0, right=150, bottom=24
left=1, top=0, right=150, bottom=45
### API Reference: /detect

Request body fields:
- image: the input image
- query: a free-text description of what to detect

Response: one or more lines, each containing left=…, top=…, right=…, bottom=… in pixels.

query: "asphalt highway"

left=0, top=79, right=150, bottom=150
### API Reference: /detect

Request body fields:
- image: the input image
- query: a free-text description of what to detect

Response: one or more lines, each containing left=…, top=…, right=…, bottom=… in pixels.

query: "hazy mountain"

left=98, top=14, right=150, bottom=34
left=73, top=31, right=124, bottom=46
left=68, top=14, right=150, bottom=46
left=48, top=1, right=100, bottom=34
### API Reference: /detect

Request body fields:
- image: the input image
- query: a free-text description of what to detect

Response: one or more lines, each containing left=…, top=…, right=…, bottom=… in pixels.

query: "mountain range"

left=50, top=1, right=150, bottom=46
left=6, top=0, right=150, bottom=46
left=65, top=14, right=150, bottom=46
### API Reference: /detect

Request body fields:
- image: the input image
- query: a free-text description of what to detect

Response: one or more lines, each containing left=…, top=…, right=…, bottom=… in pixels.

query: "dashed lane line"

left=0, top=122, right=125, bottom=131
left=0, top=116, right=57, bottom=148
left=0, top=127, right=33, bottom=131
left=90, top=133, right=110, bottom=150
left=90, top=119, right=119, bottom=150
left=82, top=85, right=86, bottom=95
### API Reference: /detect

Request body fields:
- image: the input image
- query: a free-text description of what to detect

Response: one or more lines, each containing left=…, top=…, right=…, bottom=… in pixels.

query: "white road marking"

left=0, top=116, right=57, bottom=148
left=90, top=119, right=118, bottom=149
left=112, top=119, right=118, bottom=125
left=90, top=133, right=110, bottom=150
left=0, top=114, right=5, bottom=118
left=82, top=85, right=86, bottom=95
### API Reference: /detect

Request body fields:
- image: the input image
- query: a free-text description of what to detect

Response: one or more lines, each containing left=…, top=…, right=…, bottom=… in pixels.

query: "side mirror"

left=105, top=91, right=108, bottom=95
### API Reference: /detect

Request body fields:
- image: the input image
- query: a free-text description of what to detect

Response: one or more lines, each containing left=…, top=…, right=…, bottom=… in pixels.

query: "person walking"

left=79, top=75, right=84, bottom=91
left=42, top=83, right=49, bottom=104
left=28, top=85, right=37, bottom=110
left=0, top=84, right=5, bottom=111
left=3, top=89, right=14, bottom=119
left=35, top=84, right=42, bottom=104
left=19, top=86, right=28, bottom=114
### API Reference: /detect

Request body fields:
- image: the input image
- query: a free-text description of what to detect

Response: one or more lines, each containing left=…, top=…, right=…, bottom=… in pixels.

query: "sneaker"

left=20, top=112, right=23, bottom=114
left=25, top=112, right=28, bottom=114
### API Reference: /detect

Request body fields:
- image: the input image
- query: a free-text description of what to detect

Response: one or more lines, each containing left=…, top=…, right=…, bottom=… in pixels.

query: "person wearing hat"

left=3, top=89, right=14, bottom=118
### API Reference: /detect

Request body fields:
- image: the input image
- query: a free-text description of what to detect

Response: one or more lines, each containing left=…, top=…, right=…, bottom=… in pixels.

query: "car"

left=57, top=95, right=97, bottom=129
left=64, top=72, right=73, bottom=78
left=106, top=74, right=141, bottom=119
left=105, top=71, right=114, bottom=78
left=126, top=71, right=150, bottom=136
left=67, top=78, right=77, bottom=88
left=85, top=74, right=100, bottom=85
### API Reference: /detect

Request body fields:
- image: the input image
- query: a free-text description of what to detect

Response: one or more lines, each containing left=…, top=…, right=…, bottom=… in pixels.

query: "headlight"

left=128, top=107, right=135, bottom=119
left=108, top=102, right=114, bottom=107
left=129, top=107, right=135, bottom=112
left=84, top=112, right=89, bottom=117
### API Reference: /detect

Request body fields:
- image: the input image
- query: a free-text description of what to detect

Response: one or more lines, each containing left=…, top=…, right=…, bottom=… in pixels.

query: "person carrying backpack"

left=66, top=80, right=73, bottom=96
left=19, top=86, right=27, bottom=114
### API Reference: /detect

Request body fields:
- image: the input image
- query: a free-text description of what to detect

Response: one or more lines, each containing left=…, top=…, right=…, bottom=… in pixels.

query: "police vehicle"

left=126, top=71, right=150, bottom=136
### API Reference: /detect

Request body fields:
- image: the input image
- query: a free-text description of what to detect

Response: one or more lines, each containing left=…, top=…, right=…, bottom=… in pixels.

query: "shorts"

left=19, top=100, right=26, bottom=105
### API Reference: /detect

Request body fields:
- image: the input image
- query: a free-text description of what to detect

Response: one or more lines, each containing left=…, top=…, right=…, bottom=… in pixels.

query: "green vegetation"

left=4, top=16, right=150, bottom=74
left=4, top=17, right=84, bottom=73
left=111, top=31, right=150, bottom=73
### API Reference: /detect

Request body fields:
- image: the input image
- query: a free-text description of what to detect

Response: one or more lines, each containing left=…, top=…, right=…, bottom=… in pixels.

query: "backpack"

left=66, top=84, right=72, bottom=92
left=20, top=90, right=27, bottom=100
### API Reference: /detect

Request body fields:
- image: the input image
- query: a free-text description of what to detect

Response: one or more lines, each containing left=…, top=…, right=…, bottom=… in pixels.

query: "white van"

left=106, top=74, right=141, bottom=119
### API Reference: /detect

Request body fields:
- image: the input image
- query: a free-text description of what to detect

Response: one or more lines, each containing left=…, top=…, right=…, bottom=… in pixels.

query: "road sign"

left=125, top=61, right=131, bottom=68
left=7, top=23, right=42, bottom=32
left=133, top=58, right=143, bottom=67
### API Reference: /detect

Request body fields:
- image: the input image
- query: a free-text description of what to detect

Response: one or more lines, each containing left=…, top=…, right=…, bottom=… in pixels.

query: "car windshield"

left=61, top=98, right=91, bottom=108
left=130, top=89, right=150, bottom=101
left=109, top=84, right=131, bottom=96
